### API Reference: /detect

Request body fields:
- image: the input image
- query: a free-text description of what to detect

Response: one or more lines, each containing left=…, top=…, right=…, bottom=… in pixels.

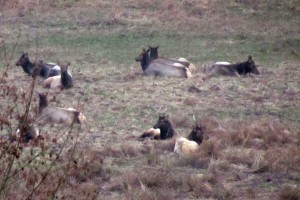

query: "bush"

left=0, top=37, right=100, bottom=200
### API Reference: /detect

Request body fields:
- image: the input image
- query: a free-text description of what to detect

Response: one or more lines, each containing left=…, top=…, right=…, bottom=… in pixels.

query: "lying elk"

left=209, top=56, right=259, bottom=76
left=140, top=114, right=175, bottom=140
left=174, top=120, right=209, bottom=156
left=149, top=45, right=196, bottom=72
left=42, top=64, right=73, bottom=90
left=37, top=92, right=85, bottom=125
left=135, top=48, right=192, bottom=78
left=16, top=52, right=61, bottom=78
left=174, top=137, right=200, bottom=156
left=0, top=125, right=40, bottom=144
left=188, top=121, right=209, bottom=145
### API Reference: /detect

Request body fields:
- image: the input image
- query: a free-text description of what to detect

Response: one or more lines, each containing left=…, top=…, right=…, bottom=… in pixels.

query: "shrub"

left=0, top=39, right=100, bottom=200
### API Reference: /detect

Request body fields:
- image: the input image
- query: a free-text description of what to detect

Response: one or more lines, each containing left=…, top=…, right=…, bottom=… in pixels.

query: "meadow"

left=0, top=0, right=299, bottom=199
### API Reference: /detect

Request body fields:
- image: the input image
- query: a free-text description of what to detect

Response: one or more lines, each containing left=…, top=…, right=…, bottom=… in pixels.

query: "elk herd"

left=134, top=46, right=260, bottom=155
left=1, top=52, right=85, bottom=143
left=136, top=45, right=259, bottom=78
left=7, top=46, right=260, bottom=156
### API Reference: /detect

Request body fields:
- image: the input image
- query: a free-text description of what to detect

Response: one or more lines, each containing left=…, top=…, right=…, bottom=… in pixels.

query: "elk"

left=37, top=92, right=85, bottom=125
left=16, top=52, right=61, bottom=78
left=139, top=114, right=175, bottom=140
left=209, top=56, right=259, bottom=76
left=42, top=64, right=73, bottom=90
left=148, top=45, right=196, bottom=72
left=135, top=48, right=192, bottom=78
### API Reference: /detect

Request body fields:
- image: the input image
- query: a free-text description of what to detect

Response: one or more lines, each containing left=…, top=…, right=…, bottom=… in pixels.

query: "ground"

left=0, top=0, right=299, bottom=199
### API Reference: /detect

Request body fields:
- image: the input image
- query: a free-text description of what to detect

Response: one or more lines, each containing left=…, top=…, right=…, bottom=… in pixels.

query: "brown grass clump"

left=183, top=96, right=198, bottom=106
left=199, top=117, right=223, bottom=134
left=187, top=174, right=214, bottom=198
left=174, top=150, right=210, bottom=168
left=145, top=149, right=161, bottom=166
left=279, top=185, right=300, bottom=200
left=102, top=169, right=189, bottom=199
left=98, top=146, right=125, bottom=158
left=262, top=145, right=300, bottom=173
left=171, top=115, right=192, bottom=129
left=223, top=129, right=247, bottom=146
left=199, top=139, right=223, bottom=158
left=211, top=119, right=297, bottom=150
left=1, top=138, right=103, bottom=200
left=245, top=119, right=295, bottom=147
left=152, top=138, right=176, bottom=152
left=121, top=143, right=140, bottom=157
left=188, top=171, right=234, bottom=199
left=55, top=181, right=99, bottom=200
left=223, top=147, right=257, bottom=167
left=67, top=148, right=104, bottom=182
left=204, top=118, right=299, bottom=174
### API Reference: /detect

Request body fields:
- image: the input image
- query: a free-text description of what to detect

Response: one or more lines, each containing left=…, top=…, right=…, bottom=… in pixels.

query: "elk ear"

left=159, top=113, right=165, bottom=119
left=43, top=91, right=49, bottom=96
left=37, top=91, right=48, bottom=97
left=74, top=111, right=80, bottom=117
left=142, top=48, right=149, bottom=54
left=73, top=111, right=81, bottom=123
left=63, top=63, right=70, bottom=69
left=61, top=64, right=69, bottom=70
left=248, top=56, right=252, bottom=61
left=37, top=60, right=44, bottom=66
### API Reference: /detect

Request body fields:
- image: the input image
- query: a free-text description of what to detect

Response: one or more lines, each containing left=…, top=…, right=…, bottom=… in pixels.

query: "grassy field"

left=0, top=0, right=300, bottom=199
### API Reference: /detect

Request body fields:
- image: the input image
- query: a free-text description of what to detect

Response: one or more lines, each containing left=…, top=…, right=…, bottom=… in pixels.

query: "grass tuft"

left=279, top=185, right=300, bottom=200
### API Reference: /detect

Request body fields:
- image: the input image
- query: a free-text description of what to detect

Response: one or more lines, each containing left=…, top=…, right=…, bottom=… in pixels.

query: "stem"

left=25, top=125, right=75, bottom=200
left=0, top=33, right=21, bottom=81
left=0, top=142, right=20, bottom=196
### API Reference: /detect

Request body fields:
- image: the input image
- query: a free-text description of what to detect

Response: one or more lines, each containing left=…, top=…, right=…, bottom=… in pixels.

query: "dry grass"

left=279, top=185, right=300, bottom=200
left=0, top=0, right=299, bottom=199
left=98, top=117, right=298, bottom=199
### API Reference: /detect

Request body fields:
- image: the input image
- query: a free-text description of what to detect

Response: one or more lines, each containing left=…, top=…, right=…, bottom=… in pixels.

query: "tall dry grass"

left=0, top=0, right=299, bottom=199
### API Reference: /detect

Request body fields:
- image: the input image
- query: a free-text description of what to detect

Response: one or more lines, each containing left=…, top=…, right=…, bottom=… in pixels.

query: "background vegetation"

left=0, top=0, right=299, bottom=199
